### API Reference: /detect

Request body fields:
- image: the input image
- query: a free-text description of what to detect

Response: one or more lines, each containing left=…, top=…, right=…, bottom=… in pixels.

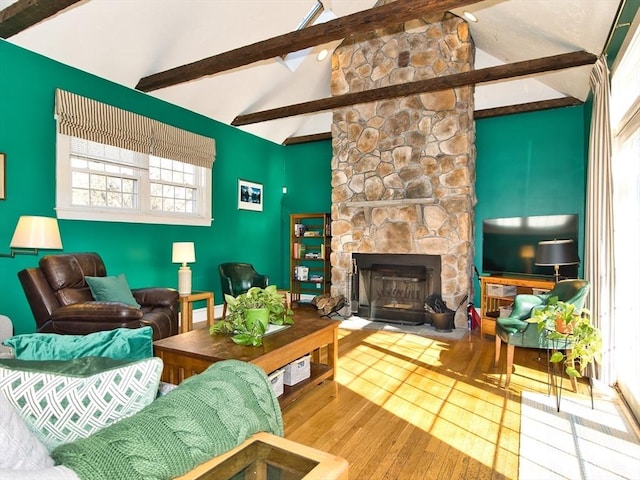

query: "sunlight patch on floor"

left=335, top=330, right=521, bottom=473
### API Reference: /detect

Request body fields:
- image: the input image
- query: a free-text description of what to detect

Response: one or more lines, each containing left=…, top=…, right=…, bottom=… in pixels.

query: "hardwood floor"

left=281, top=327, right=594, bottom=480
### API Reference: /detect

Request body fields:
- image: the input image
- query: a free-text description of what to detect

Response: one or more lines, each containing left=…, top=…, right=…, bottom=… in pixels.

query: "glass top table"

left=175, top=432, right=348, bottom=480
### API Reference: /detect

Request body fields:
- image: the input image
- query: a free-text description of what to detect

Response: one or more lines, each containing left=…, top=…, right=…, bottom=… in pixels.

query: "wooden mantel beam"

left=0, top=0, right=82, bottom=38
left=232, top=51, right=597, bottom=126
left=135, top=0, right=479, bottom=92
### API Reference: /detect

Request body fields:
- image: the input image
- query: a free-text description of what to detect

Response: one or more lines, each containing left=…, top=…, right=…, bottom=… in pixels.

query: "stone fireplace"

left=329, top=8, right=476, bottom=328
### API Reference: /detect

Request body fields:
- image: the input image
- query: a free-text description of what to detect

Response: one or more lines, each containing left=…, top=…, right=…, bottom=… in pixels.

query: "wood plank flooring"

left=281, top=326, right=594, bottom=480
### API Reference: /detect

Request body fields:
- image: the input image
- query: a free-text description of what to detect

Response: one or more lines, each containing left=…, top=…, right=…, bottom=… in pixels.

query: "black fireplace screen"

left=358, top=263, right=434, bottom=324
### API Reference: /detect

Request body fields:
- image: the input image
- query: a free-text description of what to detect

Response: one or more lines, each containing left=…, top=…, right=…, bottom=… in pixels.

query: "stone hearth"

left=329, top=8, right=476, bottom=328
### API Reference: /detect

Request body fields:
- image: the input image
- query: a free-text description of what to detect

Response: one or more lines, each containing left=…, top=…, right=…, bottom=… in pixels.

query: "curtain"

left=55, top=89, right=215, bottom=168
left=584, top=56, right=615, bottom=384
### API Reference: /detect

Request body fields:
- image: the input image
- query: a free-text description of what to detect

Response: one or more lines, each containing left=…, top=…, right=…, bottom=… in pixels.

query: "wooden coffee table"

left=153, top=306, right=339, bottom=408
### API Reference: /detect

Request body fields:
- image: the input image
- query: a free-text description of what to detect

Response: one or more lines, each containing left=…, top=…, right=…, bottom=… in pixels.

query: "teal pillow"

left=3, top=326, right=153, bottom=361
left=85, top=273, right=140, bottom=308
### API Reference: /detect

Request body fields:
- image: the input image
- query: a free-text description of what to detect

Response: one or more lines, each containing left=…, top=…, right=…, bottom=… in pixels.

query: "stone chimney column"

left=329, top=11, right=476, bottom=327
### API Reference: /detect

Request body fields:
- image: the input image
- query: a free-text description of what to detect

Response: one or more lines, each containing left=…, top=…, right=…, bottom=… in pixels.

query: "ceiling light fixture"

left=317, top=49, right=329, bottom=62
left=463, top=11, right=478, bottom=23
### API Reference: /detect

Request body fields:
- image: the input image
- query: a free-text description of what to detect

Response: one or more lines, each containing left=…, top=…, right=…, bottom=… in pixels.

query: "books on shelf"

left=293, top=242, right=306, bottom=259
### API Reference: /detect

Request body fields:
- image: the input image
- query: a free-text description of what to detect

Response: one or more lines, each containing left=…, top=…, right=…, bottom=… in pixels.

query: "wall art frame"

left=238, top=179, right=263, bottom=212
left=0, top=153, right=5, bottom=200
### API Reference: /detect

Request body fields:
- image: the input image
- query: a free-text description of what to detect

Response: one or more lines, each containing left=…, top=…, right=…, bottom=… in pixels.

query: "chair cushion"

left=3, top=327, right=153, bottom=361
left=39, top=253, right=104, bottom=306
left=0, top=356, right=162, bottom=450
left=85, top=273, right=140, bottom=308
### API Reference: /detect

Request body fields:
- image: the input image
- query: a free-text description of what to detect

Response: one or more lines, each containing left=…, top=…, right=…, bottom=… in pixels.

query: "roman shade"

left=54, top=89, right=215, bottom=168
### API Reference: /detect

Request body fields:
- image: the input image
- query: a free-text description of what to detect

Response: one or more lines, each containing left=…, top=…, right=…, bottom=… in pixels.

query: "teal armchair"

left=218, top=263, right=269, bottom=318
left=494, top=279, right=590, bottom=387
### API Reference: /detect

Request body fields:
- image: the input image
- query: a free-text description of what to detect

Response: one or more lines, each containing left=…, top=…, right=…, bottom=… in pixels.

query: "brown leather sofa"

left=18, top=253, right=179, bottom=340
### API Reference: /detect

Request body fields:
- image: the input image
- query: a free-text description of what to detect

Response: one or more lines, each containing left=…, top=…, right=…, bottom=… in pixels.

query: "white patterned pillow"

left=0, top=356, right=162, bottom=450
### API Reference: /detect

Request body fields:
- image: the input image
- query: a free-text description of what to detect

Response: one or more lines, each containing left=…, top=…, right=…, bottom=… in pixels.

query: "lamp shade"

left=172, top=242, right=195, bottom=264
left=535, top=239, right=579, bottom=266
left=10, top=216, right=63, bottom=250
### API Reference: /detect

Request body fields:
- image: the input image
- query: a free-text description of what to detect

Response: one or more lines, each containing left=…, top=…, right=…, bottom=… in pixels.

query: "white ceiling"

left=2, top=0, right=623, bottom=144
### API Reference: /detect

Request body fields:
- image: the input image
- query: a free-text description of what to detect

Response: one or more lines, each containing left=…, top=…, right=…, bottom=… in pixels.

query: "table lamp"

left=535, top=239, right=579, bottom=283
left=172, top=242, right=195, bottom=295
left=1, top=216, right=63, bottom=258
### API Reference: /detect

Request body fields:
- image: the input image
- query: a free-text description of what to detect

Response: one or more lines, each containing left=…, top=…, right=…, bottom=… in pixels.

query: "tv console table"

left=480, top=275, right=555, bottom=338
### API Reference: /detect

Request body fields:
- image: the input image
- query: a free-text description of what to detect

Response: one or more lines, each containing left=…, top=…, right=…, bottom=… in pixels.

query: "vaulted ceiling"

left=1, top=0, right=633, bottom=145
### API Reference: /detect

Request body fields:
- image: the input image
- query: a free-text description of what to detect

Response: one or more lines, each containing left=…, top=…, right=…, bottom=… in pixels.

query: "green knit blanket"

left=51, top=360, right=284, bottom=480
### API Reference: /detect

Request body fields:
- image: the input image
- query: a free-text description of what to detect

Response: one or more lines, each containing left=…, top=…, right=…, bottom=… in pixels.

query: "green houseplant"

left=210, top=285, right=293, bottom=346
left=527, top=296, right=603, bottom=378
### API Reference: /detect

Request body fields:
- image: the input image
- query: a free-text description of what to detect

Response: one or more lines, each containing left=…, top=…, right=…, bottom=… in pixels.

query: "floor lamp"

left=535, top=239, right=580, bottom=283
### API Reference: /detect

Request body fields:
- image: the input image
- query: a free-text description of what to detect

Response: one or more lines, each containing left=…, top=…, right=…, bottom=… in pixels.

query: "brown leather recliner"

left=18, top=253, right=179, bottom=340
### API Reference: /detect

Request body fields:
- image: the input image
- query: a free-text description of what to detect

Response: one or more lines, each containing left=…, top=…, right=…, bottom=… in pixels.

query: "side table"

left=175, top=432, right=348, bottom=480
left=179, top=291, right=214, bottom=333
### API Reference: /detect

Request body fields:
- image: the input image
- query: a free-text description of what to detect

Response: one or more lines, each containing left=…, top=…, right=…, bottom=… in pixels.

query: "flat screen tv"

left=482, top=214, right=579, bottom=278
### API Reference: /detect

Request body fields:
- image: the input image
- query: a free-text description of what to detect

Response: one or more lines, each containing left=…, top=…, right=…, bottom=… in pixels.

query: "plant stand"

left=546, top=332, right=594, bottom=412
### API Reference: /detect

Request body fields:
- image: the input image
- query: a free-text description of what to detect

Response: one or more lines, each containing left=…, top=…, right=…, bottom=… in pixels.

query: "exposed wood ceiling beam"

left=0, top=0, right=82, bottom=38
left=136, top=0, right=479, bottom=92
left=282, top=97, right=583, bottom=145
left=283, top=132, right=333, bottom=146
left=232, top=51, right=597, bottom=126
left=473, top=96, right=583, bottom=119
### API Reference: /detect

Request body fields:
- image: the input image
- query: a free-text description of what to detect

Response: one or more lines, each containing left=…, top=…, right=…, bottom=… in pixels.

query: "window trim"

left=56, top=134, right=212, bottom=226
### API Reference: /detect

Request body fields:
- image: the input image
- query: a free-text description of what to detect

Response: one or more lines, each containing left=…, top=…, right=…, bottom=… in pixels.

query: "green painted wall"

left=279, top=140, right=333, bottom=286
left=0, top=39, right=589, bottom=333
left=0, top=40, right=327, bottom=334
left=473, top=106, right=587, bottom=303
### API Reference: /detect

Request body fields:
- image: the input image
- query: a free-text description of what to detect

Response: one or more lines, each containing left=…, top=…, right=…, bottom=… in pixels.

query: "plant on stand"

left=527, top=296, right=603, bottom=378
left=210, top=285, right=294, bottom=346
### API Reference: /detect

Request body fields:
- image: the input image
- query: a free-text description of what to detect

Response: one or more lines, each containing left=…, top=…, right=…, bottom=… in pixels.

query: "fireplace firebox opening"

left=351, top=253, right=441, bottom=325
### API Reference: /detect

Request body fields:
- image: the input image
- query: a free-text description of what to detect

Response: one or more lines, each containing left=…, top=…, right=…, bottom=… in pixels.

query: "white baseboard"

left=181, top=305, right=224, bottom=329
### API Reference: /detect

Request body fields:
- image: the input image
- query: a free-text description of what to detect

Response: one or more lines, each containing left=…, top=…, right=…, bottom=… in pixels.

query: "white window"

left=611, top=14, right=640, bottom=423
left=56, top=135, right=212, bottom=226
left=54, top=89, right=215, bottom=226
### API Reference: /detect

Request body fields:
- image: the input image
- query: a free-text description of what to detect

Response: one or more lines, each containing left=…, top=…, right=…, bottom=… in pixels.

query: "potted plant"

left=527, top=296, right=603, bottom=378
left=210, top=285, right=294, bottom=346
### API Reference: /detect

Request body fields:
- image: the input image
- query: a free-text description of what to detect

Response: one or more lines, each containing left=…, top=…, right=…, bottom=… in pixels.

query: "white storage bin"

left=532, top=288, right=550, bottom=296
left=268, top=368, right=284, bottom=397
left=499, top=306, right=513, bottom=318
left=284, top=355, right=311, bottom=386
left=487, top=284, right=517, bottom=297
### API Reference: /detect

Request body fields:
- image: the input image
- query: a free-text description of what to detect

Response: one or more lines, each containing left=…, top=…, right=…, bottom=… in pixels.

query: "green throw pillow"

left=3, top=326, right=153, bottom=361
left=0, top=356, right=163, bottom=451
left=85, top=273, right=140, bottom=308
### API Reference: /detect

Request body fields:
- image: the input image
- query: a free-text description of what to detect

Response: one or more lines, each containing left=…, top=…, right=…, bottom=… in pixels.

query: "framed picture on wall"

left=0, top=153, right=5, bottom=200
left=238, top=179, right=263, bottom=211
